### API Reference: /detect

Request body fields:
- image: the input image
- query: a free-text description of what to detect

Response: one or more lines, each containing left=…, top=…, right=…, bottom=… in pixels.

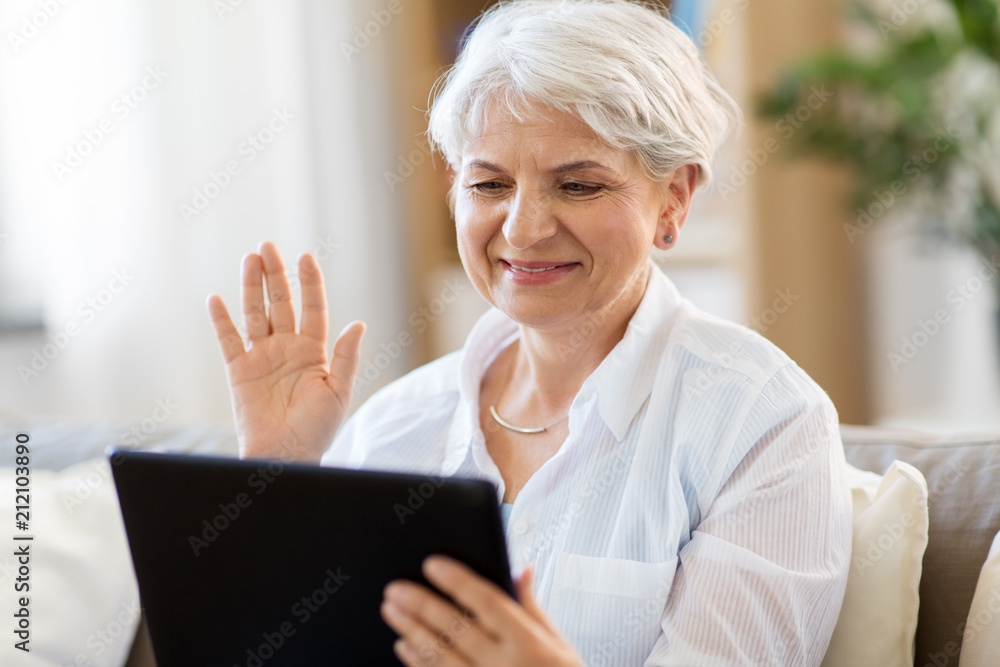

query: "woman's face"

left=454, top=103, right=691, bottom=336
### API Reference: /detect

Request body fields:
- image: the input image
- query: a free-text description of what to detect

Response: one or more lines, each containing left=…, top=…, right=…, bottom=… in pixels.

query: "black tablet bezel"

left=111, top=449, right=513, bottom=667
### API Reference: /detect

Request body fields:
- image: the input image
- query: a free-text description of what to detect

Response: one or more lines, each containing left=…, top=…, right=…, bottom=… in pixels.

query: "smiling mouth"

left=502, top=260, right=574, bottom=273
left=512, top=265, right=558, bottom=273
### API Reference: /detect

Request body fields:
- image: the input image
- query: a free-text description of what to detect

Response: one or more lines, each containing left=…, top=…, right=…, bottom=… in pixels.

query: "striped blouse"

left=322, top=262, right=852, bottom=666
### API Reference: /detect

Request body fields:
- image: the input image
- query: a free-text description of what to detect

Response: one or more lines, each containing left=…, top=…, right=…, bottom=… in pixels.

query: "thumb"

left=515, top=567, right=558, bottom=634
left=328, top=320, right=366, bottom=393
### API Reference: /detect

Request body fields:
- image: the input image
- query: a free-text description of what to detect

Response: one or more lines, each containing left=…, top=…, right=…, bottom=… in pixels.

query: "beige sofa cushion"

left=822, top=461, right=928, bottom=667
left=841, top=425, right=1000, bottom=667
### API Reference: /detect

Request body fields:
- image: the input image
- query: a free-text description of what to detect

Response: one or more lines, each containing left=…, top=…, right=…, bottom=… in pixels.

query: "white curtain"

left=0, top=0, right=409, bottom=423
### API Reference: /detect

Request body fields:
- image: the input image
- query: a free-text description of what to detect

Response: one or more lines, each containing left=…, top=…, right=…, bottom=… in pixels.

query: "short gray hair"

left=427, top=0, right=741, bottom=188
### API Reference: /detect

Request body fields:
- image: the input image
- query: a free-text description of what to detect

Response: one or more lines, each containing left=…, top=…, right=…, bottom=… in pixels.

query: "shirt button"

left=512, top=520, right=528, bottom=535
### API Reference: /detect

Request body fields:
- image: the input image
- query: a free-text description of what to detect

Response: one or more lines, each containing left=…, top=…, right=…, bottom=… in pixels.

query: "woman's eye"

left=563, top=182, right=601, bottom=194
left=472, top=181, right=506, bottom=192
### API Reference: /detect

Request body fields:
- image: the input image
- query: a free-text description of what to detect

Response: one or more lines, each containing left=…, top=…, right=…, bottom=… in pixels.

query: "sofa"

left=839, top=425, right=1000, bottom=667
left=2, top=418, right=998, bottom=666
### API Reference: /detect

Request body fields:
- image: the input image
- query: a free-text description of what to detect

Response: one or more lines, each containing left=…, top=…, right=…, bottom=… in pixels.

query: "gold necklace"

left=488, top=347, right=569, bottom=434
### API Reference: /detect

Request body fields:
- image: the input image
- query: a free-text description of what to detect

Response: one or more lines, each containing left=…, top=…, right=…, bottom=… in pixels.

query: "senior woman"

left=207, top=0, right=852, bottom=664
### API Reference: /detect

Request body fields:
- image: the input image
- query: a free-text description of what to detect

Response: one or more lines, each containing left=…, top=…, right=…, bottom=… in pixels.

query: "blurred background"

left=0, top=0, right=997, bottom=434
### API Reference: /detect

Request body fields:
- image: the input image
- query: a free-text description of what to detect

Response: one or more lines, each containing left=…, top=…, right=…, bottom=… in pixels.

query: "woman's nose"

left=501, top=191, right=558, bottom=249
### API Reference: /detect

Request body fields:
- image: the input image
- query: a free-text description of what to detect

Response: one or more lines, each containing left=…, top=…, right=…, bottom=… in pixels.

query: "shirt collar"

left=443, top=261, right=682, bottom=468
left=443, top=307, right=518, bottom=473
left=588, top=262, right=682, bottom=440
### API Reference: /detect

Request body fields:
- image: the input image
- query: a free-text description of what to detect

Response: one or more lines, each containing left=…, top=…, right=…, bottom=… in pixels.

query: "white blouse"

left=322, top=263, right=852, bottom=666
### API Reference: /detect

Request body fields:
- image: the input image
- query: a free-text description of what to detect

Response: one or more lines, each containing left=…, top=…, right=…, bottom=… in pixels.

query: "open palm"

left=206, top=241, right=365, bottom=462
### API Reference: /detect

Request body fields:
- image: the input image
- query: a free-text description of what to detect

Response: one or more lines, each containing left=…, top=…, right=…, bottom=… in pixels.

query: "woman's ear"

left=655, top=164, right=698, bottom=250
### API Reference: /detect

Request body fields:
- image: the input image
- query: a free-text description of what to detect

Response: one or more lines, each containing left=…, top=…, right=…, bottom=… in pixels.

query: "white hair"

left=426, top=0, right=741, bottom=188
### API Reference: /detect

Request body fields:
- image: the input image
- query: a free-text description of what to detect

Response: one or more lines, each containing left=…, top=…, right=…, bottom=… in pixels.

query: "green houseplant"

left=759, top=0, right=1000, bottom=260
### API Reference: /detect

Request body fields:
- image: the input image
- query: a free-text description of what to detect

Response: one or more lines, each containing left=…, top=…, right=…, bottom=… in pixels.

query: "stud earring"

left=663, top=234, right=674, bottom=244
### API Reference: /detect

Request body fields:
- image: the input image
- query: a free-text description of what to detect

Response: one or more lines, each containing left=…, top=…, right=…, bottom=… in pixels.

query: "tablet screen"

left=112, top=450, right=513, bottom=666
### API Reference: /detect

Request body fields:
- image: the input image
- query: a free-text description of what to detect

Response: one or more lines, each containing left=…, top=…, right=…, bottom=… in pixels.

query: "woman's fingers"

left=259, top=241, right=296, bottom=334
left=421, top=556, right=523, bottom=640
left=206, top=294, right=246, bottom=363
left=382, top=580, right=495, bottom=666
left=381, top=590, right=479, bottom=665
left=241, top=252, right=269, bottom=341
left=298, top=252, right=328, bottom=343
left=230, top=242, right=364, bottom=394
left=328, top=321, right=366, bottom=395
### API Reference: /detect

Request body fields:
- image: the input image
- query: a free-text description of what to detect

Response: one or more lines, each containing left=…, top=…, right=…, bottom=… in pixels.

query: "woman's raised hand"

left=206, top=241, right=365, bottom=462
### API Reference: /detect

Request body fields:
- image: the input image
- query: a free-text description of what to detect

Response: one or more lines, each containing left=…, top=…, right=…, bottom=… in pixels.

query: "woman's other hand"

left=381, top=556, right=584, bottom=667
left=206, top=241, right=365, bottom=462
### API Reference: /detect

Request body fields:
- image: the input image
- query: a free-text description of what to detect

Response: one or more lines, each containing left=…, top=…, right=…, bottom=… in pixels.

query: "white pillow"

left=0, top=458, right=140, bottom=667
left=822, top=461, right=929, bottom=667
left=959, top=529, right=1000, bottom=666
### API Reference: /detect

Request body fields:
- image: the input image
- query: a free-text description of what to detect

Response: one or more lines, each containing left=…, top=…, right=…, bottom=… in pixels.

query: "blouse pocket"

left=548, top=553, right=678, bottom=667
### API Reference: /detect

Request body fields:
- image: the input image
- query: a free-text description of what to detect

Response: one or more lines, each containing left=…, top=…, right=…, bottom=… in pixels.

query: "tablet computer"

left=110, top=450, right=513, bottom=667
